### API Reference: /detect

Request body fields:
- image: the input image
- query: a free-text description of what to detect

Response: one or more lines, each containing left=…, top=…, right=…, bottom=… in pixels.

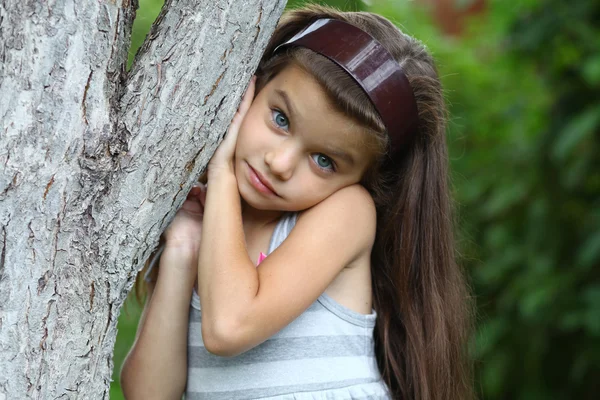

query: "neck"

left=240, top=198, right=285, bottom=228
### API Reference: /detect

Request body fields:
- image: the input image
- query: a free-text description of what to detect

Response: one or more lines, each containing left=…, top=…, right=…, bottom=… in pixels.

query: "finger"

left=238, top=75, right=256, bottom=116
left=190, top=183, right=207, bottom=207
left=181, top=198, right=203, bottom=214
left=219, top=76, right=257, bottom=154
left=189, top=185, right=203, bottom=197
left=228, top=77, right=256, bottom=135
left=188, top=187, right=200, bottom=199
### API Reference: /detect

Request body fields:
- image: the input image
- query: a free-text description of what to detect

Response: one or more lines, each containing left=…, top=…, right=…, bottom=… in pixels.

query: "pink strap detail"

left=256, top=252, right=267, bottom=266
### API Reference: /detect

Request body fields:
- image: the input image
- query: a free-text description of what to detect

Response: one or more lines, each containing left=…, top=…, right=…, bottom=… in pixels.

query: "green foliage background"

left=111, top=0, right=600, bottom=398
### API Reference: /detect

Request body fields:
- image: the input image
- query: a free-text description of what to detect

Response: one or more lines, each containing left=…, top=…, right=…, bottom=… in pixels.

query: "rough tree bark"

left=0, top=0, right=286, bottom=398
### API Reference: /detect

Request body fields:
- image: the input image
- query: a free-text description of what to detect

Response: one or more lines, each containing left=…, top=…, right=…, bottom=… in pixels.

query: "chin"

left=240, top=190, right=304, bottom=213
left=238, top=185, right=276, bottom=211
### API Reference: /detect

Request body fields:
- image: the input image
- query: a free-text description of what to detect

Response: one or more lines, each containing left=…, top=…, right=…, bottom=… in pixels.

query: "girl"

left=121, top=5, right=473, bottom=400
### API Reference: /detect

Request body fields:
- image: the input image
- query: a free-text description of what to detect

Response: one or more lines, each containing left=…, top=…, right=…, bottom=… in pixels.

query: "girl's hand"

left=208, top=76, right=256, bottom=179
left=163, top=183, right=207, bottom=256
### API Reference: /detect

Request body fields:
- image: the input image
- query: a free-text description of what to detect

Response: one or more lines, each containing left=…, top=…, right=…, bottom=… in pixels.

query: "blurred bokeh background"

left=111, top=0, right=600, bottom=398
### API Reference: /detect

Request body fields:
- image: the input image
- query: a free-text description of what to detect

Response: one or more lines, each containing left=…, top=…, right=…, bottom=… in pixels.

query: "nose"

left=264, top=141, right=299, bottom=181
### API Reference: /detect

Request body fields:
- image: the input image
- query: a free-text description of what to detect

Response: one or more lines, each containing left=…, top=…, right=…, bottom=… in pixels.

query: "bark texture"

left=0, top=0, right=286, bottom=398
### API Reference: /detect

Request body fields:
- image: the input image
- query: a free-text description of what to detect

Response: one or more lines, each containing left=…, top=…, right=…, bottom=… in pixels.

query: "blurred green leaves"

left=127, top=0, right=165, bottom=68
left=417, top=0, right=599, bottom=398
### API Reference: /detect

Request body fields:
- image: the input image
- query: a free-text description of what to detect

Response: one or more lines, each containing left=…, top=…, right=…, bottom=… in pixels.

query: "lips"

left=248, top=163, right=278, bottom=197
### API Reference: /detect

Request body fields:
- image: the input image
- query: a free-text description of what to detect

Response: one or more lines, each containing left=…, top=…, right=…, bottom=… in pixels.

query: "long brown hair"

left=256, top=5, right=474, bottom=399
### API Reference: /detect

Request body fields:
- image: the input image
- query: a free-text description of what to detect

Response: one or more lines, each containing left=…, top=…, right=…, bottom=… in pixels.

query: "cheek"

left=295, top=176, right=332, bottom=198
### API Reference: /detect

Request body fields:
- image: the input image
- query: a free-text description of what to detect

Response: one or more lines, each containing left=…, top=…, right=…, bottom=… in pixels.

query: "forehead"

left=263, top=65, right=376, bottom=164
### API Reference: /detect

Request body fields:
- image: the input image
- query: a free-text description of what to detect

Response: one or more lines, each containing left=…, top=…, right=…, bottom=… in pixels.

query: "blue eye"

left=272, top=110, right=289, bottom=130
left=311, top=154, right=335, bottom=172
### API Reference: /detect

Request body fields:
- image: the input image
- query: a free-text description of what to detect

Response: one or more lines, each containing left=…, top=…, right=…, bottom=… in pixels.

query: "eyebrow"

left=275, top=89, right=298, bottom=121
left=325, top=147, right=355, bottom=166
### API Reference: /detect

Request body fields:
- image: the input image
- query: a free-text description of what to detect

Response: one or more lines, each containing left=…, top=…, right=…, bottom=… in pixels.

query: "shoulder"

left=300, top=183, right=376, bottom=219
left=295, top=184, right=376, bottom=257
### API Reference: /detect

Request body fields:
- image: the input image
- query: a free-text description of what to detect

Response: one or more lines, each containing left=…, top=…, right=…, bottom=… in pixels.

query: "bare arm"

left=199, top=183, right=376, bottom=356
left=120, top=182, right=205, bottom=398
left=120, top=249, right=197, bottom=400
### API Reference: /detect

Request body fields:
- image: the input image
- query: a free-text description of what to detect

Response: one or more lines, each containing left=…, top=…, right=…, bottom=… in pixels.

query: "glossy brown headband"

left=273, top=18, right=420, bottom=155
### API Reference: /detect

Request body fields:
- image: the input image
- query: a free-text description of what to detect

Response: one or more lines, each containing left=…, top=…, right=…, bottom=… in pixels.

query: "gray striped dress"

left=148, top=213, right=390, bottom=399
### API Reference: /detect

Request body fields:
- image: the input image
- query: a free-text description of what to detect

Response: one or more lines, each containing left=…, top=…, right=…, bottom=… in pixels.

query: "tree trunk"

left=0, top=0, right=286, bottom=398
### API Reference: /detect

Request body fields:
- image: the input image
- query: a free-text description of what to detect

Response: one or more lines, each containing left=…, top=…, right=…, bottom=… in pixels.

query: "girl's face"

left=234, top=64, right=375, bottom=213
